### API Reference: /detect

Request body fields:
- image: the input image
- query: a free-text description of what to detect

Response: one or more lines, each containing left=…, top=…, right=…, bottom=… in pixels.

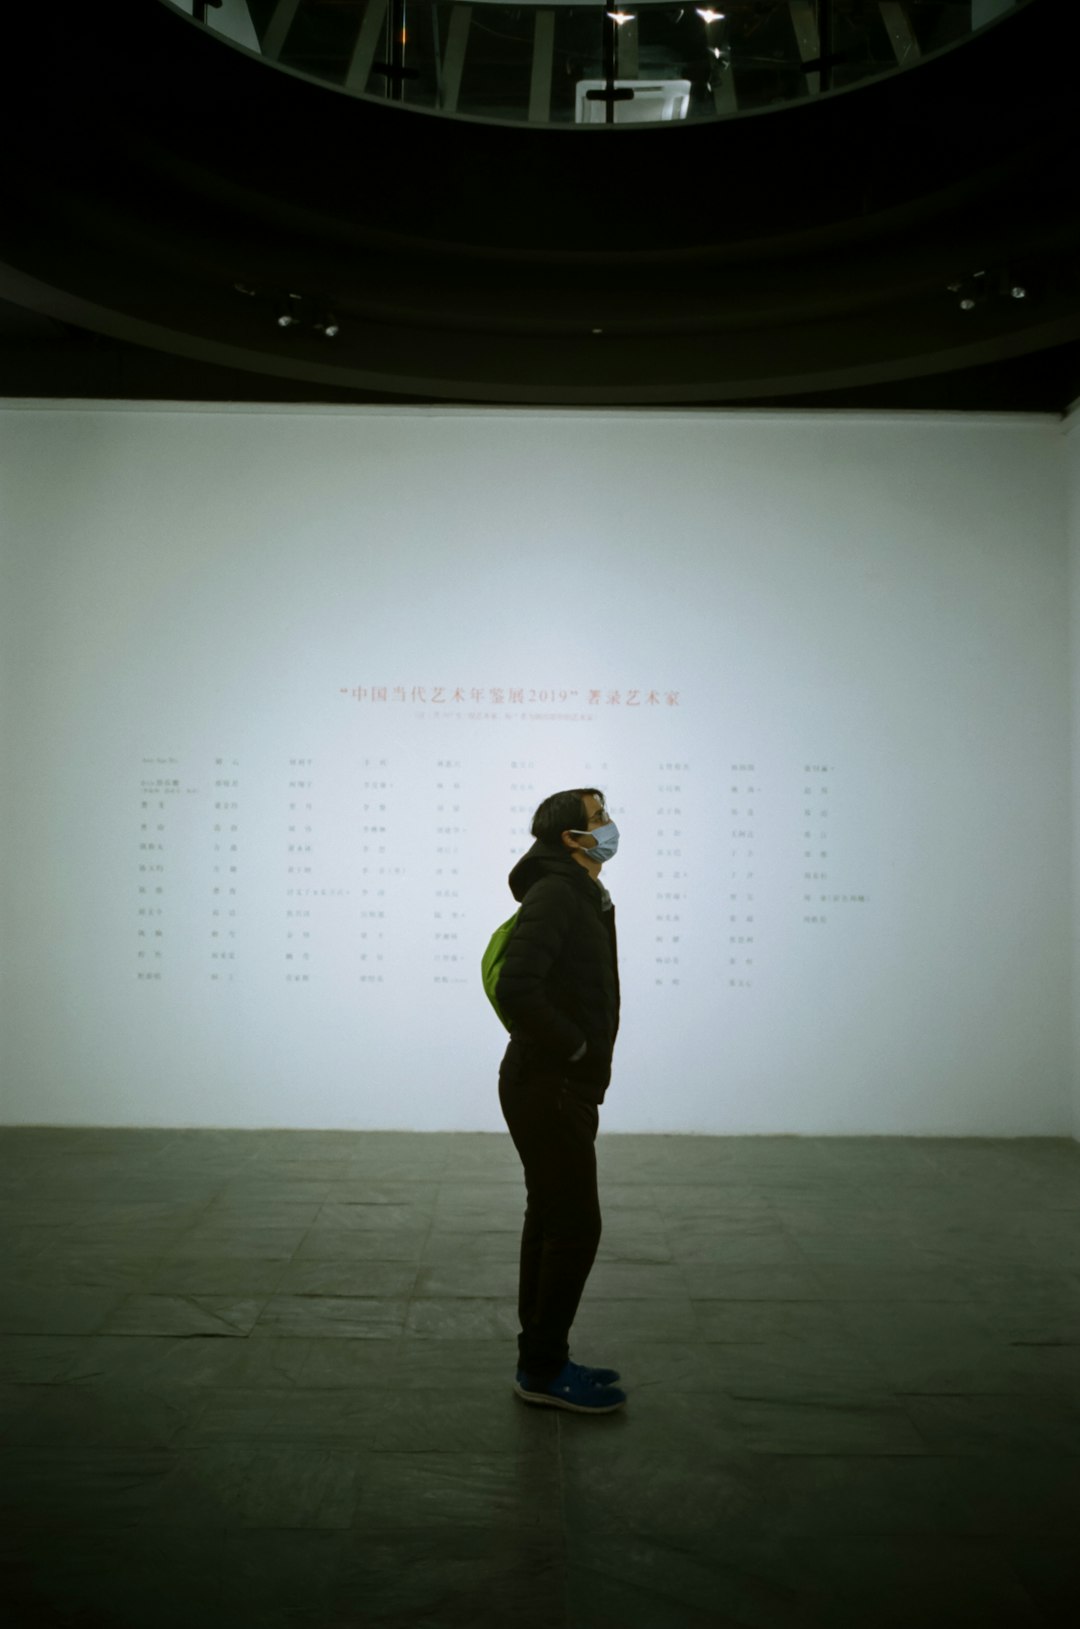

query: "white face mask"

left=570, top=820, right=619, bottom=863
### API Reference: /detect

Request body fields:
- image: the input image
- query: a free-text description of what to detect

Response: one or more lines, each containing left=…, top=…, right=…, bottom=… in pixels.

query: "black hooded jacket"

left=495, top=839, right=620, bottom=1104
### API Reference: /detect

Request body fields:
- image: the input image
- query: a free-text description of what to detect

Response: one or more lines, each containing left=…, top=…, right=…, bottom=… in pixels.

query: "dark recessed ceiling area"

left=1, top=0, right=1078, bottom=412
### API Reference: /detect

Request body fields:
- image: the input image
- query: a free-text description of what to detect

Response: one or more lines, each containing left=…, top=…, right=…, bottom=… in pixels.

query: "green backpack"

left=481, top=911, right=519, bottom=1030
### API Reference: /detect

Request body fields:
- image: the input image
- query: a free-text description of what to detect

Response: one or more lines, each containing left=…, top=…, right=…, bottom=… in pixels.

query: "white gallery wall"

left=0, top=403, right=1075, bottom=1138
left=1068, top=403, right=1080, bottom=1142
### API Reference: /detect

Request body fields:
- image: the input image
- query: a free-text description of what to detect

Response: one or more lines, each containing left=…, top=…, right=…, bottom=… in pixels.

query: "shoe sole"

left=513, top=1380, right=626, bottom=1413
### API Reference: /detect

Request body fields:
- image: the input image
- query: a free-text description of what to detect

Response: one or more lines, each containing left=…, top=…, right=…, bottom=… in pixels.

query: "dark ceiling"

left=2, top=0, right=1079, bottom=411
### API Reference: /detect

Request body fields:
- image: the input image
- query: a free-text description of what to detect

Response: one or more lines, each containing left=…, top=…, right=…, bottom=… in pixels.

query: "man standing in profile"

left=496, top=786, right=626, bottom=1414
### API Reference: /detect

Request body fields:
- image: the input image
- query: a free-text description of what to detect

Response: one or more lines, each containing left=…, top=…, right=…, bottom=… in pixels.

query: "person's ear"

left=560, top=829, right=581, bottom=851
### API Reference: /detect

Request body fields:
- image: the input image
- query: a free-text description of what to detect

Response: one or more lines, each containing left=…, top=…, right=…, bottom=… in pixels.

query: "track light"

left=947, top=266, right=1034, bottom=314
left=235, top=282, right=342, bottom=338
left=276, top=293, right=304, bottom=328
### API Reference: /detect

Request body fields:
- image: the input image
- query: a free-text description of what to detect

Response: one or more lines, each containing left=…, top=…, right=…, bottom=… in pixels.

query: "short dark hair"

left=531, top=787, right=605, bottom=846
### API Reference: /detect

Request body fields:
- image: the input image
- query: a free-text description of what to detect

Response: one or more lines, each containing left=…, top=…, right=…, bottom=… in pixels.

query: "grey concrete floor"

left=1, top=1127, right=1079, bottom=1629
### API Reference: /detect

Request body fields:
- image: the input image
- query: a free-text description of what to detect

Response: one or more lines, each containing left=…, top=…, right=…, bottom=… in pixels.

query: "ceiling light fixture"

left=276, top=293, right=304, bottom=328
left=948, top=266, right=1033, bottom=314
left=244, top=286, right=342, bottom=338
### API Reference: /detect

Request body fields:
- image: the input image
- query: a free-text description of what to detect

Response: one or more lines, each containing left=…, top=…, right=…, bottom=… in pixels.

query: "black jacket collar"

left=508, top=839, right=605, bottom=908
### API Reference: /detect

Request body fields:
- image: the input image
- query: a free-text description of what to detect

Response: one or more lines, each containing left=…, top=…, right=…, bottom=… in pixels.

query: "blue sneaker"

left=582, top=1362, right=621, bottom=1386
left=516, top=1357, right=620, bottom=1386
left=514, top=1359, right=627, bottom=1413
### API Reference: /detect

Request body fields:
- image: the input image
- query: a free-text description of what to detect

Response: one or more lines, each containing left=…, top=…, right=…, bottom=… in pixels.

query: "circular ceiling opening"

left=165, top=0, right=1025, bottom=128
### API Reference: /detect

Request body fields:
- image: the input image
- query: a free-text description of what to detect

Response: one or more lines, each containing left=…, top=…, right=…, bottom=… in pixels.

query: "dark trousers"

left=498, top=1036, right=602, bottom=1381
